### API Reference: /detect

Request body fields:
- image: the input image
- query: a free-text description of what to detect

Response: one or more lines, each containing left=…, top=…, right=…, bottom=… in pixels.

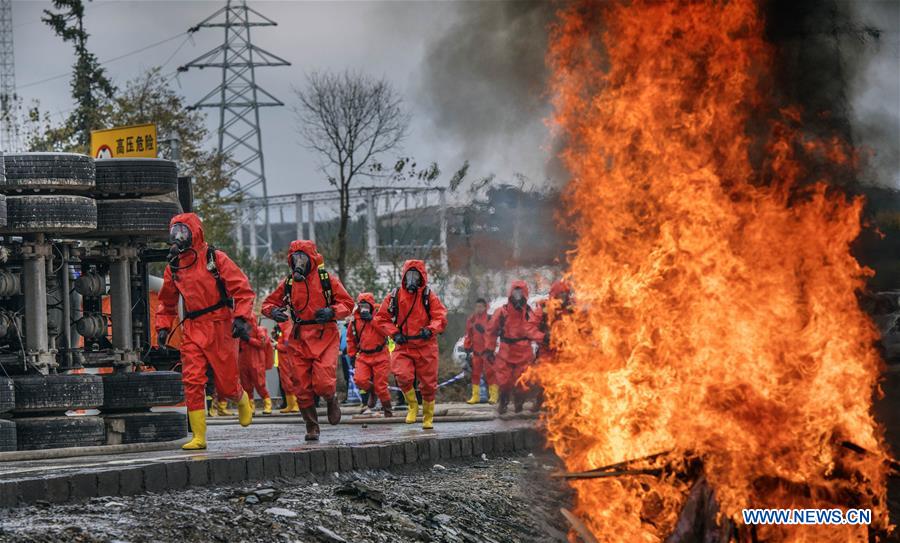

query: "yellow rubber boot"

left=466, top=385, right=480, bottom=405
left=488, top=385, right=500, bottom=405
left=289, top=395, right=300, bottom=413
left=422, top=400, right=435, bottom=430
left=218, top=400, right=234, bottom=416
left=403, top=389, right=419, bottom=424
left=237, top=391, right=254, bottom=427
left=263, top=397, right=272, bottom=414
left=279, top=394, right=295, bottom=414
left=182, top=410, right=207, bottom=450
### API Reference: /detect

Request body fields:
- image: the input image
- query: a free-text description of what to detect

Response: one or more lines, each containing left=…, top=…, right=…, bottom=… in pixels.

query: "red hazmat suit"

left=239, top=324, right=271, bottom=400
left=348, top=292, right=391, bottom=404
left=536, top=279, right=573, bottom=362
left=464, top=310, right=495, bottom=386
left=374, top=260, right=448, bottom=402
left=156, top=213, right=255, bottom=411
left=274, top=321, right=297, bottom=396
left=261, top=240, right=354, bottom=409
left=485, top=281, right=544, bottom=393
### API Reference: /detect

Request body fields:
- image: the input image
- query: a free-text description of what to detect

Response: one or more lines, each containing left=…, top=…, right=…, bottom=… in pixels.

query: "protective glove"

left=393, top=332, right=407, bottom=345
left=157, top=329, right=169, bottom=348
left=474, top=324, right=485, bottom=334
left=270, top=307, right=289, bottom=323
left=231, top=317, right=252, bottom=341
left=314, top=307, right=336, bottom=323
left=419, top=327, right=433, bottom=340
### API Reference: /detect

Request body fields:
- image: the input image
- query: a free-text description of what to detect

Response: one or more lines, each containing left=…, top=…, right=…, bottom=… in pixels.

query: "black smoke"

left=416, top=1, right=563, bottom=185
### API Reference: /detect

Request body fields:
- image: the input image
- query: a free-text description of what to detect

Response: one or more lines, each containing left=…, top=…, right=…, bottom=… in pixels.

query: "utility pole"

left=178, top=0, right=289, bottom=259
left=0, top=0, right=18, bottom=153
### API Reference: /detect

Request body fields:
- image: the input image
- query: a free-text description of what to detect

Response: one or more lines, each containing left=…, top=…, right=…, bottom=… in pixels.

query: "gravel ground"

left=0, top=452, right=572, bottom=543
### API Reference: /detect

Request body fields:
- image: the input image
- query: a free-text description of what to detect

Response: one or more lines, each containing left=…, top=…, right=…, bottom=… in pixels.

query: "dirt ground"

left=0, top=452, right=572, bottom=543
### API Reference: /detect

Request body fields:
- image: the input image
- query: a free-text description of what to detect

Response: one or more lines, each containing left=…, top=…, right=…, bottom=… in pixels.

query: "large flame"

left=532, top=1, right=889, bottom=541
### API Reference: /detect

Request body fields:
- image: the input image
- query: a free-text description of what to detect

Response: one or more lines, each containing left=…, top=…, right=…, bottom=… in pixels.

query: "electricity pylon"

left=0, top=0, right=18, bottom=153
left=178, top=0, right=289, bottom=258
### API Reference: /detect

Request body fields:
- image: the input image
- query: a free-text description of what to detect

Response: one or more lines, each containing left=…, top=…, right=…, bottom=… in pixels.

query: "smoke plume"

left=417, top=1, right=561, bottom=185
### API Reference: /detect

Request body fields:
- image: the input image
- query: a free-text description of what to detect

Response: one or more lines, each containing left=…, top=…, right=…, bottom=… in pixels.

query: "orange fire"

left=531, top=1, right=889, bottom=541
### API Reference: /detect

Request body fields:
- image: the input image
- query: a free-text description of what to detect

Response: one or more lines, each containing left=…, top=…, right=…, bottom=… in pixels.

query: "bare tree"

left=293, top=70, right=410, bottom=279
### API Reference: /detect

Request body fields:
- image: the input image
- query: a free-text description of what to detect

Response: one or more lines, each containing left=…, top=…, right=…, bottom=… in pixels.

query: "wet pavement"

left=0, top=403, right=537, bottom=483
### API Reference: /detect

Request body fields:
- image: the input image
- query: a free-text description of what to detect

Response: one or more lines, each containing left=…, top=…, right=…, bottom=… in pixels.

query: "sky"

left=10, top=0, right=541, bottom=198
left=7, top=0, right=900, bottom=200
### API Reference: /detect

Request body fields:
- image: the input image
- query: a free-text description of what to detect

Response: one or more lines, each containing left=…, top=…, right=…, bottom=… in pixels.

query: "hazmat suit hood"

left=549, top=280, right=571, bottom=299
left=355, top=292, right=378, bottom=315
left=287, top=239, right=324, bottom=272
left=168, top=212, right=206, bottom=253
left=400, top=260, right=428, bottom=289
left=507, top=280, right=530, bottom=300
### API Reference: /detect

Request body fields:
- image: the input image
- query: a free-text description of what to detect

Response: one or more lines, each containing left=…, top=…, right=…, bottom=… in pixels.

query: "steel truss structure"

left=234, top=186, right=449, bottom=271
left=178, top=0, right=289, bottom=258
left=0, top=0, right=17, bottom=153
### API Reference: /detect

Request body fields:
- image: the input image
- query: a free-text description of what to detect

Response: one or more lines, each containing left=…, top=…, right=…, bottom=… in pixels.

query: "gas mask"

left=403, top=269, right=423, bottom=293
left=290, top=251, right=311, bottom=282
left=510, top=287, right=526, bottom=309
left=358, top=302, right=373, bottom=321
left=168, top=223, right=191, bottom=254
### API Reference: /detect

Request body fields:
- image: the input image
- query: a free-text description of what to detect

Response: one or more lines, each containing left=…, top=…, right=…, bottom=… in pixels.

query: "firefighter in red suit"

left=239, top=322, right=273, bottom=414
left=533, top=279, right=574, bottom=412
left=374, top=260, right=448, bottom=430
left=156, top=212, right=256, bottom=450
left=273, top=321, right=299, bottom=413
left=463, top=298, right=496, bottom=404
left=348, top=292, right=393, bottom=417
left=262, top=240, right=354, bottom=441
left=485, top=280, right=544, bottom=414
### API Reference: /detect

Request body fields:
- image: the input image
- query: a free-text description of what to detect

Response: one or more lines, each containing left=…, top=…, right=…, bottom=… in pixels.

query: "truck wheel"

left=2, top=153, right=95, bottom=193
left=94, top=158, right=178, bottom=197
left=0, top=377, right=13, bottom=413
left=104, top=411, right=187, bottom=444
left=2, top=195, right=97, bottom=234
left=0, top=419, right=15, bottom=451
left=15, top=416, right=105, bottom=450
left=92, top=200, right=179, bottom=239
left=12, top=374, right=104, bottom=414
left=101, top=371, right=184, bottom=411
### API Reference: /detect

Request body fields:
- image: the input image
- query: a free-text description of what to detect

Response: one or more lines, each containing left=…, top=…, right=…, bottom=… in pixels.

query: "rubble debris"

left=0, top=453, right=572, bottom=542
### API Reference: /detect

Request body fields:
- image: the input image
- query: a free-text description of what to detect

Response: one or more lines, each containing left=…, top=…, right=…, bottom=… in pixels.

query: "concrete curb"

left=0, top=439, right=189, bottom=462
left=0, top=427, right=545, bottom=508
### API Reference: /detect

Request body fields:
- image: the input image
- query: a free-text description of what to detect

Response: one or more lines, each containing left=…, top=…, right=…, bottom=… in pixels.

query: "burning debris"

left=530, top=0, right=890, bottom=541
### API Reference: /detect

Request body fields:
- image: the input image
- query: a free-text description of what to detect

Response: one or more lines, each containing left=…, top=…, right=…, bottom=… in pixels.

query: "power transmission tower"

left=0, top=0, right=18, bottom=153
left=178, top=0, right=289, bottom=258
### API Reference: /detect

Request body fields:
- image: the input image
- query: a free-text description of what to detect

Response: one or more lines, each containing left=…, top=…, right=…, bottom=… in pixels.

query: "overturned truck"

left=0, top=153, right=188, bottom=452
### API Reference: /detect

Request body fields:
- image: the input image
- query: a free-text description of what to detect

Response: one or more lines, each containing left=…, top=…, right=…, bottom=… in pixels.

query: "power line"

left=18, top=31, right=187, bottom=90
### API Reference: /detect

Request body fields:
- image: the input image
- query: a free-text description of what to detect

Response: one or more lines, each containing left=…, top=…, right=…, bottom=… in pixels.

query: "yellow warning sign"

left=91, top=123, right=158, bottom=159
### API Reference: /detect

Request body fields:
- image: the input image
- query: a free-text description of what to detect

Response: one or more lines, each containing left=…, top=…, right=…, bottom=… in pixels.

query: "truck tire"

left=94, top=158, right=178, bottom=197
left=92, top=199, right=179, bottom=239
left=104, top=411, right=187, bottom=444
left=2, top=195, right=97, bottom=234
left=101, top=371, right=184, bottom=411
left=0, top=377, right=13, bottom=413
left=15, top=416, right=106, bottom=450
left=12, top=374, right=103, bottom=414
left=0, top=419, right=15, bottom=452
left=2, top=153, right=95, bottom=193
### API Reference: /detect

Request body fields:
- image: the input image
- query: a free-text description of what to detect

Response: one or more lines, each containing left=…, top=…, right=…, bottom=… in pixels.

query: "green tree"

left=40, top=0, right=115, bottom=152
